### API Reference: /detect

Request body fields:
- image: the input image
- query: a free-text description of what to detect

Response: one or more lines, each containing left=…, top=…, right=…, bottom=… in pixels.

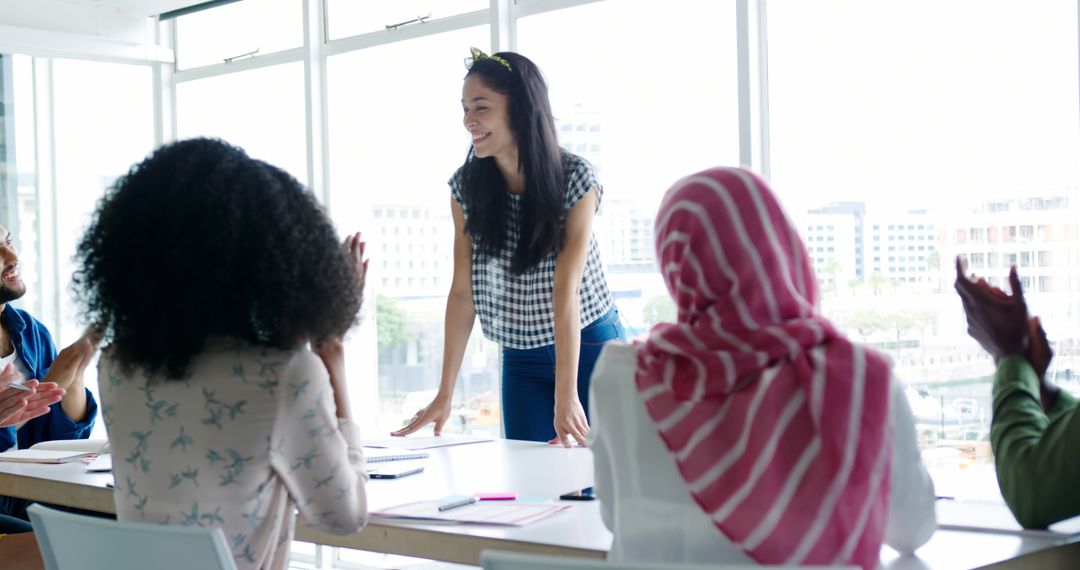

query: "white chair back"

left=28, top=503, right=237, bottom=570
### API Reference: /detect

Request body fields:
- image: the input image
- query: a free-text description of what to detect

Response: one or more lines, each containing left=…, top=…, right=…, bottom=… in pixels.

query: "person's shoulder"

left=593, top=342, right=638, bottom=384
left=4, top=305, right=38, bottom=326
left=562, top=153, right=600, bottom=206
left=449, top=151, right=477, bottom=188
left=282, top=348, right=329, bottom=380
left=600, top=341, right=635, bottom=358
left=449, top=163, right=468, bottom=186
left=563, top=152, right=595, bottom=176
left=4, top=306, right=53, bottom=339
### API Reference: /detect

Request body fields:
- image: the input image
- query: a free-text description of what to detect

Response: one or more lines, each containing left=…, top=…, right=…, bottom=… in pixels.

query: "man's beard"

left=0, top=282, right=26, bottom=304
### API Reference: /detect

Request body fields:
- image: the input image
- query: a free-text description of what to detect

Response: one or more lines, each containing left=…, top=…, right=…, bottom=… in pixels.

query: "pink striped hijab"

left=635, top=167, right=893, bottom=570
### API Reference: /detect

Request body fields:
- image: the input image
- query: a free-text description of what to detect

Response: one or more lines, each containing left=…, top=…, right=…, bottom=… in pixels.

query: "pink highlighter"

left=474, top=492, right=517, bottom=501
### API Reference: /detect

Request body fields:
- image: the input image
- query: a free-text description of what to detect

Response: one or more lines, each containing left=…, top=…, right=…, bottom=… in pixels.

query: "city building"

left=372, top=204, right=453, bottom=298
left=938, top=194, right=1080, bottom=333
left=797, top=202, right=939, bottom=293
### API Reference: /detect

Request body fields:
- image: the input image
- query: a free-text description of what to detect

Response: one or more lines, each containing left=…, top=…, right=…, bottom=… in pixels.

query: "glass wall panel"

left=327, top=0, right=486, bottom=40
left=176, top=62, right=308, bottom=184
left=767, top=0, right=1080, bottom=498
left=52, top=58, right=155, bottom=438
left=517, top=0, right=740, bottom=337
left=175, top=0, right=303, bottom=70
left=326, top=27, right=493, bottom=435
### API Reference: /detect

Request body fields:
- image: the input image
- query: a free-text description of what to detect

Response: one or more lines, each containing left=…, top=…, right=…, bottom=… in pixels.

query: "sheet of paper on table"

left=372, top=499, right=570, bottom=526
left=363, top=434, right=493, bottom=450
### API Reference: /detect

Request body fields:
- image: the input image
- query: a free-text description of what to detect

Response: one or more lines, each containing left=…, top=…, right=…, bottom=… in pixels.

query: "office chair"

left=28, top=503, right=237, bottom=570
left=481, top=550, right=858, bottom=569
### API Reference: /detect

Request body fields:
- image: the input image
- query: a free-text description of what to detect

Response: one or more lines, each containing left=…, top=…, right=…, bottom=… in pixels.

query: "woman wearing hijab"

left=588, top=167, right=935, bottom=569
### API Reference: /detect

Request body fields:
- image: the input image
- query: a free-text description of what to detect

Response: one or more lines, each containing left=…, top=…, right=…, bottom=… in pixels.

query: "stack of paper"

left=0, top=439, right=110, bottom=464
left=372, top=499, right=570, bottom=526
left=0, top=450, right=94, bottom=464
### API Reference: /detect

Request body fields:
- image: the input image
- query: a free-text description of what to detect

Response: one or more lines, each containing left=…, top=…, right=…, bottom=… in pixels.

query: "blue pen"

left=438, top=496, right=477, bottom=512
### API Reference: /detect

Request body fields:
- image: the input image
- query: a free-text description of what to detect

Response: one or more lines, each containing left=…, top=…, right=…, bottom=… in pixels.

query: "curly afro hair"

left=74, top=137, right=361, bottom=379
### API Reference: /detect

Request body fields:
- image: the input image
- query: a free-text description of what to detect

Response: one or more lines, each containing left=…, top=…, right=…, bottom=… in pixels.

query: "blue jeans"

left=501, top=307, right=627, bottom=442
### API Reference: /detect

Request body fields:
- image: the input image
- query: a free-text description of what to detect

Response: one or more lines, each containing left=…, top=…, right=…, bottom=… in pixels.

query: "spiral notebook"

left=365, top=449, right=430, bottom=464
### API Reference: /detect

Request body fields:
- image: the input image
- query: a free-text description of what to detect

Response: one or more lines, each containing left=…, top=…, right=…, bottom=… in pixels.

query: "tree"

left=842, top=310, right=887, bottom=341
left=375, top=295, right=409, bottom=354
left=926, top=250, right=942, bottom=292
left=867, top=271, right=888, bottom=296
left=642, top=295, right=676, bottom=327
left=821, top=258, right=842, bottom=295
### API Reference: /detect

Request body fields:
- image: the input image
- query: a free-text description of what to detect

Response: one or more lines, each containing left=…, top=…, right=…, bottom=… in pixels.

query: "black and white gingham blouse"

left=450, top=153, right=614, bottom=350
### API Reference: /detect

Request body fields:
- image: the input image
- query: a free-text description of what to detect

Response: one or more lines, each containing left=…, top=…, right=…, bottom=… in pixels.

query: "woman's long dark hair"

left=460, top=51, right=567, bottom=274
left=73, top=138, right=362, bottom=379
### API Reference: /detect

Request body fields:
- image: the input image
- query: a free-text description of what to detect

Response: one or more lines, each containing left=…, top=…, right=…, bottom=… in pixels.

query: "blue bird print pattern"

left=100, top=341, right=369, bottom=570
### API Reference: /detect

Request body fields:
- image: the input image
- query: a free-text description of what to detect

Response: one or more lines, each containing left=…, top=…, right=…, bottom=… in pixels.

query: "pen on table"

left=438, top=496, right=478, bottom=512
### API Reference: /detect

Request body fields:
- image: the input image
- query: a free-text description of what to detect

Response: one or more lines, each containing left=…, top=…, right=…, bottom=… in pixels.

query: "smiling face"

left=462, top=74, right=516, bottom=162
left=0, top=226, right=25, bottom=305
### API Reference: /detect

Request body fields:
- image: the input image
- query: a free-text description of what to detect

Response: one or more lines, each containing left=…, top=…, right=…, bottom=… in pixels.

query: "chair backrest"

left=481, top=550, right=858, bottom=570
left=28, top=503, right=237, bottom=570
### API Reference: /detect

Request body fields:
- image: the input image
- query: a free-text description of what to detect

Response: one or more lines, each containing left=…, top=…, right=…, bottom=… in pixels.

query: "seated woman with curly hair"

left=73, top=138, right=369, bottom=570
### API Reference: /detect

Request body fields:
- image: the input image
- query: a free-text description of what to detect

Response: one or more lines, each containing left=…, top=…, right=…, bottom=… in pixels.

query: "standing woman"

left=394, top=49, right=624, bottom=446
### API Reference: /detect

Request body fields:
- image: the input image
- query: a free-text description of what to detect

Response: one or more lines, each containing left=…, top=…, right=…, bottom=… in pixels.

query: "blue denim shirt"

left=0, top=306, right=97, bottom=452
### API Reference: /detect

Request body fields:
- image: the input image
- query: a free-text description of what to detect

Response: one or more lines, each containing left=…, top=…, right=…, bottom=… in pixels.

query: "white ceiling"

left=90, top=0, right=216, bottom=18
left=0, top=0, right=192, bottom=62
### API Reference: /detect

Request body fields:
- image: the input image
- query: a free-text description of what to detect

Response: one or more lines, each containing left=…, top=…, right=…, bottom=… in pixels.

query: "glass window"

left=2, top=55, right=43, bottom=321
left=52, top=59, right=154, bottom=439
left=326, top=27, right=492, bottom=436
left=1038, top=250, right=1051, bottom=266
left=768, top=0, right=1080, bottom=499
left=176, top=62, right=307, bottom=183
left=517, top=0, right=739, bottom=338
left=327, top=0, right=487, bottom=40
left=174, top=0, right=303, bottom=70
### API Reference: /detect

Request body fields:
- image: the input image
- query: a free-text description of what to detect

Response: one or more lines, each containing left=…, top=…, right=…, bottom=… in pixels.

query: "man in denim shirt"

left=0, top=225, right=99, bottom=523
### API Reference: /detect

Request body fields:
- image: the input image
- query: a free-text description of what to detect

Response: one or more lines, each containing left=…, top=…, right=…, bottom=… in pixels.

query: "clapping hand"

left=344, top=232, right=368, bottom=312
left=42, top=326, right=103, bottom=390
left=954, top=258, right=1030, bottom=363
left=0, top=363, right=65, bottom=428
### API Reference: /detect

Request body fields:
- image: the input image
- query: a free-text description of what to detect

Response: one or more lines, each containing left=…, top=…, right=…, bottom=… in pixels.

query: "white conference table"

left=0, top=439, right=610, bottom=565
left=0, top=439, right=1077, bottom=568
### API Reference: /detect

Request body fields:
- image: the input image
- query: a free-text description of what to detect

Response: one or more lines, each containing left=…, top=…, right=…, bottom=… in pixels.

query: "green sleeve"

left=991, top=356, right=1080, bottom=528
left=1047, top=389, right=1078, bottom=425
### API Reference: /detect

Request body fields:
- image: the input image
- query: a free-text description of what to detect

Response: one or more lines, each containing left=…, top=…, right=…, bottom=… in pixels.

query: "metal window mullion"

left=491, top=0, right=512, bottom=51
left=154, top=19, right=177, bottom=146
left=754, top=0, right=771, bottom=178
left=736, top=0, right=753, bottom=169
left=304, top=0, right=329, bottom=203
left=32, top=57, right=60, bottom=335
left=1, top=56, right=17, bottom=231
